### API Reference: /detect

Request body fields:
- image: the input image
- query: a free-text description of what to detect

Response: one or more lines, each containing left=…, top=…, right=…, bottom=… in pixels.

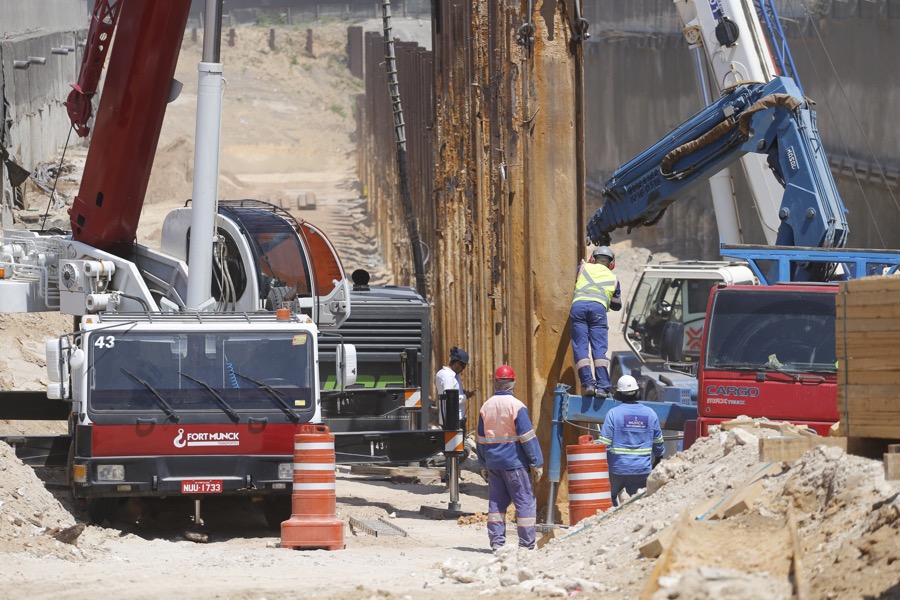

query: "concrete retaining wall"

left=0, top=0, right=87, bottom=36
left=1, top=32, right=84, bottom=170
left=187, top=0, right=430, bottom=26
left=1, top=1, right=87, bottom=222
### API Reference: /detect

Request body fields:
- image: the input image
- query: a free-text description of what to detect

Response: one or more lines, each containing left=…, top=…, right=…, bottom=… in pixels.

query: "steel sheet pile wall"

left=433, top=0, right=584, bottom=516
left=356, top=2, right=587, bottom=517
left=396, top=40, right=436, bottom=271
left=430, top=0, right=585, bottom=514
left=358, top=31, right=435, bottom=284
left=347, top=26, right=364, bottom=78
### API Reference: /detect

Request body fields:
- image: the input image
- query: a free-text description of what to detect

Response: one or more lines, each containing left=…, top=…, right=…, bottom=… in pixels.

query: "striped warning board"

left=444, top=430, right=463, bottom=453
left=404, top=389, right=421, bottom=408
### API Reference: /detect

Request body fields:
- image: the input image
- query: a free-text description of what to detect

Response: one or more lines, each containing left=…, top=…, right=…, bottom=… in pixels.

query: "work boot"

left=582, top=386, right=596, bottom=397
left=595, top=388, right=612, bottom=399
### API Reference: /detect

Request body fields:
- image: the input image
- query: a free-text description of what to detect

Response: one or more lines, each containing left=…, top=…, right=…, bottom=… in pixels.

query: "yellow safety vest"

left=572, top=263, right=617, bottom=308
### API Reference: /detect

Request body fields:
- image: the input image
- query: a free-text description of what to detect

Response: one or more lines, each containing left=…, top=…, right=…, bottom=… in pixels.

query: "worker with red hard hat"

left=476, top=365, right=544, bottom=551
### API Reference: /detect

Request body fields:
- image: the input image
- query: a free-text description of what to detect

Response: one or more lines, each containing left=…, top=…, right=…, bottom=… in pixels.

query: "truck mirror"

left=337, top=344, right=357, bottom=388
left=660, top=322, right=684, bottom=362
left=45, top=337, right=72, bottom=400
left=172, top=337, right=187, bottom=358
left=45, top=339, right=63, bottom=384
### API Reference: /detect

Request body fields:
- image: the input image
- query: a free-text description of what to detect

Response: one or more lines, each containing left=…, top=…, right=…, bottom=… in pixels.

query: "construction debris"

left=759, top=435, right=848, bottom=462
left=45, top=523, right=85, bottom=545
left=437, top=424, right=900, bottom=598
left=0, top=441, right=81, bottom=558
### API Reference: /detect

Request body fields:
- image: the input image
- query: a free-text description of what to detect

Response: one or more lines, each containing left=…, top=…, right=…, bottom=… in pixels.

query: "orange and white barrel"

left=280, top=424, right=345, bottom=550
left=567, top=434, right=612, bottom=525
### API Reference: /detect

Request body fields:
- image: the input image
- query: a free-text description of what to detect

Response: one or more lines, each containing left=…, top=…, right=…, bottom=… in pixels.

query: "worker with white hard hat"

left=596, top=374, right=665, bottom=506
left=570, top=245, right=622, bottom=398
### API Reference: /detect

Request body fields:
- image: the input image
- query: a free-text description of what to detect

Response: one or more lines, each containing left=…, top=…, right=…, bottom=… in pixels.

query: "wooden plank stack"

left=835, top=275, right=900, bottom=439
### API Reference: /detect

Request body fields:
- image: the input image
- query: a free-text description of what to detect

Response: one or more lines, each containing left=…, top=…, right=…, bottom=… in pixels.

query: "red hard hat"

left=494, top=365, right=515, bottom=380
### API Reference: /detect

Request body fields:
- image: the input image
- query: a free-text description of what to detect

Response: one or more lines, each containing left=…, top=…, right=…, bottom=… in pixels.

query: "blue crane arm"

left=586, top=77, right=848, bottom=266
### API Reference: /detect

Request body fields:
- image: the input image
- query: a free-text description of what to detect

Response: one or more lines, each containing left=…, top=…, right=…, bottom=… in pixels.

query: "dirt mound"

left=0, top=442, right=82, bottom=558
left=774, top=446, right=900, bottom=599
left=437, top=424, right=900, bottom=598
left=145, top=137, right=194, bottom=206
left=0, top=312, right=73, bottom=392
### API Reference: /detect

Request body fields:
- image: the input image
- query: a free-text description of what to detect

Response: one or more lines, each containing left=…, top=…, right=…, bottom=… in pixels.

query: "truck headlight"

left=278, top=463, right=293, bottom=480
left=97, top=465, right=125, bottom=481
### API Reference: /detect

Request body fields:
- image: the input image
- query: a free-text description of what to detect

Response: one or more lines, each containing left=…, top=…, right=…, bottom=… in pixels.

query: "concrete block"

left=759, top=436, right=847, bottom=462
left=885, top=453, right=900, bottom=481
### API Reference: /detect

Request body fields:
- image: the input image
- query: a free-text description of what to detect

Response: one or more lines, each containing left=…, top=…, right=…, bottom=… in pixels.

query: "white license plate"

left=181, top=479, right=223, bottom=494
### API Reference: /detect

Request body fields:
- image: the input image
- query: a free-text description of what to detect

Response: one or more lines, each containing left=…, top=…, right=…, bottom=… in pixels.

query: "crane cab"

left=158, top=200, right=350, bottom=328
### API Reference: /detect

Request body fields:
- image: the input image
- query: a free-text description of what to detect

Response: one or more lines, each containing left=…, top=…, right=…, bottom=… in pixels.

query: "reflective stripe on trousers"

left=486, top=467, right=537, bottom=550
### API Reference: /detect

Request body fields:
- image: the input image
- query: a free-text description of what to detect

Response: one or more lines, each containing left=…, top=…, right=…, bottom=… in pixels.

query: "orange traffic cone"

left=567, top=435, right=613, bottom=525
left=280, top=424, right=345, bottom=550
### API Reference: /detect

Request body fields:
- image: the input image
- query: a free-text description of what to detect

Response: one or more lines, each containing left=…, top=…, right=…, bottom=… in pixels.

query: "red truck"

left=681, top=283, right=839, bottom=447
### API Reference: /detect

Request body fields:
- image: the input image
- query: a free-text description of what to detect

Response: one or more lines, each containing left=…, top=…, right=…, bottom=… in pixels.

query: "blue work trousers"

left=609, top=472, right=649, bottom=507
left=486, top=467, right=536, bottom=550
left=570, top=300, right=611, bottom=391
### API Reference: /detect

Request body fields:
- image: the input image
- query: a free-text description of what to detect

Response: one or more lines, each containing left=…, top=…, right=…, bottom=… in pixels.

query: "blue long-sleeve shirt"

left=597, top=401, right=665, bottom=475
left=476, top=391, right=543, bottom=470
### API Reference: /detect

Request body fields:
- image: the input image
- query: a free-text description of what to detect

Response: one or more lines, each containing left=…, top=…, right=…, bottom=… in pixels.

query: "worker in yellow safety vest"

left=570, top=246, right=622, bottom=397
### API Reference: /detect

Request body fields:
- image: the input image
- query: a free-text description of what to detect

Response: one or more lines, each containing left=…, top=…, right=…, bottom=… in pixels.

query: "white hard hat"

left=592, top=246, right=615, bottom=261
left=616, top=375, right=639, bottom=393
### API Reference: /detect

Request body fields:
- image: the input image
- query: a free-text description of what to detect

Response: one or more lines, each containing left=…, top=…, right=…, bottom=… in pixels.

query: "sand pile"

left=0, top=441, right=82, bottom=558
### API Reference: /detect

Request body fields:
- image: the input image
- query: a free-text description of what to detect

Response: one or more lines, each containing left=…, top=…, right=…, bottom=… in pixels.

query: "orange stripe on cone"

left=280, top=424, right=345, bottom=550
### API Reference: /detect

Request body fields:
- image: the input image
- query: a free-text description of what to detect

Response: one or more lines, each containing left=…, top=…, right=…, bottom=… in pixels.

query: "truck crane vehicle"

left=672, top=0, right=797, bottom=247
left=584, top=66, right=900, bottom=415
left=596, top=72, right=850, bottom=403
left=0, top=0, right=440, bottom=530
left=603, top=0, right=859, bottom=404
left=544, top=0, right=900, bottom=520
left=607, top=0, right=803, bottom=404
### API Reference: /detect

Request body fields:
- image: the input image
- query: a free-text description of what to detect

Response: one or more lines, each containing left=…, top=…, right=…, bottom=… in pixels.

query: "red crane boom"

left=68, top=0, right=192, bottom=254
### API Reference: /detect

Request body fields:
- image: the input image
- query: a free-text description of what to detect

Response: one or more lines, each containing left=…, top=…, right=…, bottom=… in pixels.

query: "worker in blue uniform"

left=570, top=245, right=622, bottom=397
left=597, top=375, right=665, bottom=506
left=476, top=365, right=543, bottom=551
